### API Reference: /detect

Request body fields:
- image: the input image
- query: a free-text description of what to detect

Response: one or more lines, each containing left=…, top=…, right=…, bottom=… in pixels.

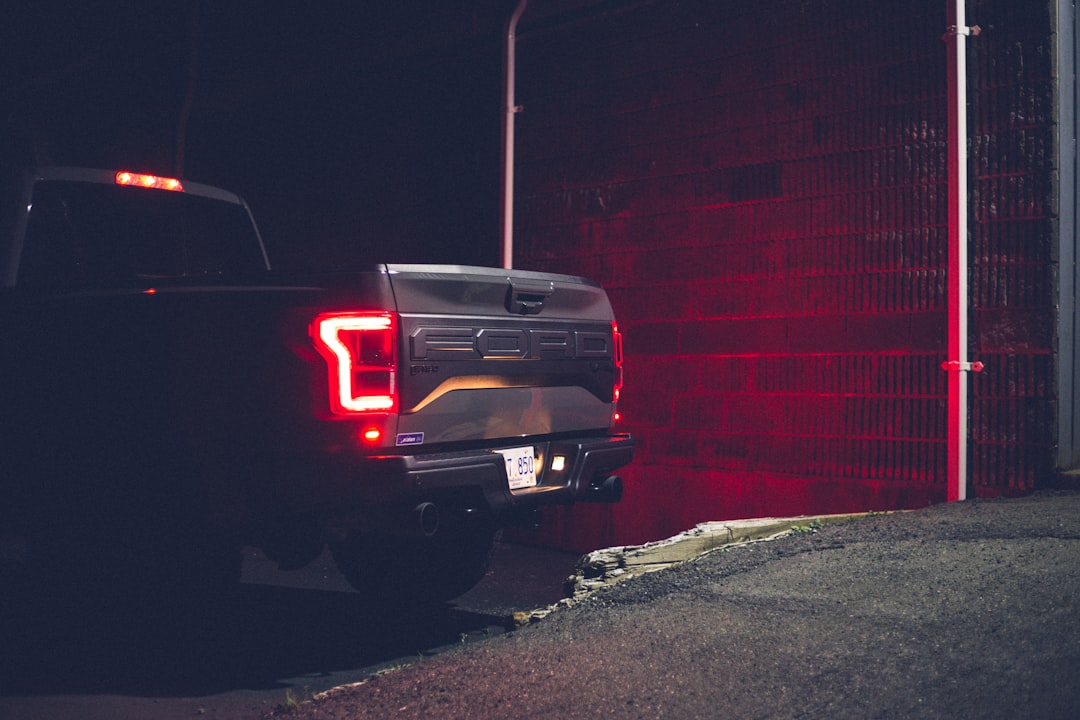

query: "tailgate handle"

left=506, top=278, right=554, bottom=315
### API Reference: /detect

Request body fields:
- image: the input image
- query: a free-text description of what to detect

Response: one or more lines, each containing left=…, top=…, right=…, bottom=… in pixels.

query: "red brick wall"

left=967, top=0, right=1057, bottom=494
left=510, top=0, right=1058, bottom=551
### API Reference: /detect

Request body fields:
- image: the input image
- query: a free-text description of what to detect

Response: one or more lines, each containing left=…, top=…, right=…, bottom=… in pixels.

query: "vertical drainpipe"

left=1058, top=0, right=1079, bottom=468
left=501, top=0, right=528, bottom=270
left=943, top=2, right=983, bottom=502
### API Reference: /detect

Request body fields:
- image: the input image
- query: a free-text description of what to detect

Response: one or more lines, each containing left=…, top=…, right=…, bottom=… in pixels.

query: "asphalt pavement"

left=0, top=539, right=584, bottom=720
left=268, top=490, right=1080, bottom=720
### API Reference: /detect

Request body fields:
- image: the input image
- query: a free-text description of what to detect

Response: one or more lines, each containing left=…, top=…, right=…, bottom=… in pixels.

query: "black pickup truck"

left=0, top=167, right=632, bottom=603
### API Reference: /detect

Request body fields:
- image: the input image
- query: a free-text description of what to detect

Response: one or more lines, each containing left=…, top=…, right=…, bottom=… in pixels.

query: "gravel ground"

left=267, top=490, right=1080, bottom=720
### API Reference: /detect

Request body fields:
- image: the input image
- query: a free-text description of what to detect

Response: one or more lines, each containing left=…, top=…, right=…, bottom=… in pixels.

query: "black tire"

left=331, top=517, right=502, bottom=607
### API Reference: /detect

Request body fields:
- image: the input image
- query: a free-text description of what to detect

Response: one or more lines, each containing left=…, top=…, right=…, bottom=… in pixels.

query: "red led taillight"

left=612, top=321, right=624, bottom=403
left=115, top=171, right=184, bottom=192
left=310, top=312, right=398, bottom=415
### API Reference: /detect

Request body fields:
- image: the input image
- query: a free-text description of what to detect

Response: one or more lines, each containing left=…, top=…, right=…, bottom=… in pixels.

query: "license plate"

left=498, top=446, right=537, bottom=490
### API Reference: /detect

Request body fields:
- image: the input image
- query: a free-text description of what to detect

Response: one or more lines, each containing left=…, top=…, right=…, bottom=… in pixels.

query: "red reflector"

left=115, top=171, right=184, bottom=192
left=310, top=312, right=397, bottom=415
left=612, top=321, right=624, bottom=403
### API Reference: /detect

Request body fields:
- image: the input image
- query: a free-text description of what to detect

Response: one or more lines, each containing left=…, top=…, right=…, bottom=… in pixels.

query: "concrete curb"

left=515, top=511, right=882, bottom=625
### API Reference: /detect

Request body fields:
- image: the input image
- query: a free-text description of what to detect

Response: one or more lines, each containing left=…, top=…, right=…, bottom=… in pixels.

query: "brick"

left=787, top=313, right=925, bottom=354
left=680, top=317, right=789, bottom=355
left=972, top=308, right=1055, bottom=354
left=624, top=320, right=679, bottom=356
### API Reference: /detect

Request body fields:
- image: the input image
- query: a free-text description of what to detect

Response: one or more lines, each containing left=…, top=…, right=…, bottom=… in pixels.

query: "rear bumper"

left=247, top=433, right=633, bottom=558
left=351, top=433, right=634, bottom=514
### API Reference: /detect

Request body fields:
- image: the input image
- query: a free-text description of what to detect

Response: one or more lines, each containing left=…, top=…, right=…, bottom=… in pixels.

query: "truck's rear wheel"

left=331, top=516, right=501, bottom=606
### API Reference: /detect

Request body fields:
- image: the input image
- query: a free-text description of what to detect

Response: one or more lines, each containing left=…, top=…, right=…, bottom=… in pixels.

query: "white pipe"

left=500, top=0, right=528, bottom=270
left=943, top=2, right=982, bottom=502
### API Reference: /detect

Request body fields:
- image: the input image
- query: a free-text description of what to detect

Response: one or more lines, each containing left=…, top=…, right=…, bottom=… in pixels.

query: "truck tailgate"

left=386, top=265, right=621, bottom=445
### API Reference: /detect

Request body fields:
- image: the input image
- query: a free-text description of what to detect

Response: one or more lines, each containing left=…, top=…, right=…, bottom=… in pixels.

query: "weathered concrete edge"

left=311, top=512, right=891, bottom=703
left=515, top=511, right=886, bottom=625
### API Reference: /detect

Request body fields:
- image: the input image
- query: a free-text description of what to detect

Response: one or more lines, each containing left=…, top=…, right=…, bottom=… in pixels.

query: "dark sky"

left=1, top=1, right=514, bottom=269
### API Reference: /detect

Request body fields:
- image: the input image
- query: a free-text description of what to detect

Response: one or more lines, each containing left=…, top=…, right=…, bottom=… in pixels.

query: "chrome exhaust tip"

left=587, top=475, right=623, bottom=503
left=414, top=502, right=439, bottom=537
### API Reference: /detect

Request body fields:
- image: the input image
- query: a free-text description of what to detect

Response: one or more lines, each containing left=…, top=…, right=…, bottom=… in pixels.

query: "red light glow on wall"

left=511, top=0, right=1056, bottom=551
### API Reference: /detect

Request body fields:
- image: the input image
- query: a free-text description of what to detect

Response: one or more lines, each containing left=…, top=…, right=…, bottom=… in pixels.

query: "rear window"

left=17, top=180, right=267, bottom=288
